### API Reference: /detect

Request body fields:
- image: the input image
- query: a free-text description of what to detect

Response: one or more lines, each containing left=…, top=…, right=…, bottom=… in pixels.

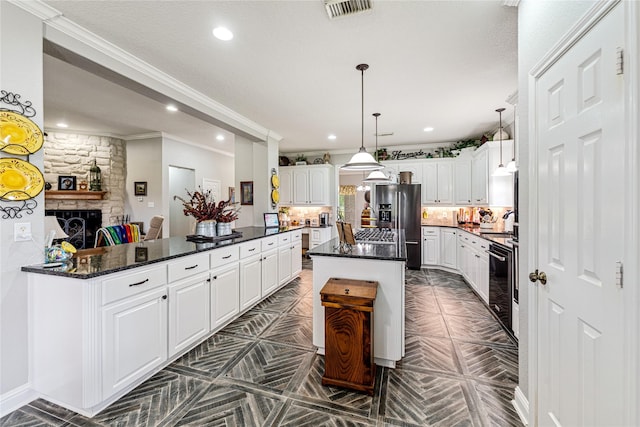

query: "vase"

left=217, top=222, right=232, bottom=236
left=195, top=220, right=216, bottom=237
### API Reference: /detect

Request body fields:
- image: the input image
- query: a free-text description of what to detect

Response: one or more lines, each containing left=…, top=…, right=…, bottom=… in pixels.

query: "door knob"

left=529, top=269, right=547, bottom=285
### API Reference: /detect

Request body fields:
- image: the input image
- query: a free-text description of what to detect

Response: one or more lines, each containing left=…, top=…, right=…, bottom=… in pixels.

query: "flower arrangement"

left=174, top=188, right=240, bottom=223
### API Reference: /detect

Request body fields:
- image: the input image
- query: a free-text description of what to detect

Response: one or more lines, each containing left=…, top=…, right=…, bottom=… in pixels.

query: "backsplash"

left=44, top=132, right=126, bottom=226
left=280, top=206, right=333, bottom=226
left=421, top=206, right=512, bottom=231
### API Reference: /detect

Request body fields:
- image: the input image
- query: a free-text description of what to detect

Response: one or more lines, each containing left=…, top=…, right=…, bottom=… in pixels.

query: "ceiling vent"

left=324, top=0, right=372, bottom=19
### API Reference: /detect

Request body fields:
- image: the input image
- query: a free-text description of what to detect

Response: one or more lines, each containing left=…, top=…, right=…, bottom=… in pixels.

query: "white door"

left=308, top=167, right=329, bottom=205
left=278, top=246, right=292, bottom=285
left=168, top=273, right=210, bottom=357
left=293, top=169, right=309, bottom=204
left=240, top=254, right=262, bottom=310
left=436, top=161, right=454, bottom=205
left=455, top=157, right=472, bottom=205
left=422, top=163, right=438, bottom=204
left=169, top=166, right=195, bottom=236
left=471, top=148, right=488, bottom=205
left=291, top=240, right=302, bottom=276
left=440, top=229, right=457, bottom=269
left=534, top=5, right=625, bottom=426
left=279, top=168, right=293, bottom=205
left=261, top=248, right=279, bottom=296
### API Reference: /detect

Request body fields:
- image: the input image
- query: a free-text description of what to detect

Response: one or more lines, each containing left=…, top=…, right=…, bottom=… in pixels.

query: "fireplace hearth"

left=46, top=209, right=102, bottom=249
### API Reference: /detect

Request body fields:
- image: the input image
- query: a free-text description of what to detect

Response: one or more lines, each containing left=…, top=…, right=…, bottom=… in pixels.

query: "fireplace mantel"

left=45, top=191, right=107, bottom=200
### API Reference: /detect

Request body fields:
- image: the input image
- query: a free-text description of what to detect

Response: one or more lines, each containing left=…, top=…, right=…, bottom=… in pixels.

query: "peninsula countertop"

left=22, top=226, right=304, bottom=279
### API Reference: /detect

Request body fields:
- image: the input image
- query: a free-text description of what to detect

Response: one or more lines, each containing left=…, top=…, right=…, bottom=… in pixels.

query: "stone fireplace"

left=46, top=209, right=102, bottom=249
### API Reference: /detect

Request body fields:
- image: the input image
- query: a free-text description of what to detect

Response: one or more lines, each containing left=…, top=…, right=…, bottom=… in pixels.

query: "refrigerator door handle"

left=406, top=241, right=419, bottom=245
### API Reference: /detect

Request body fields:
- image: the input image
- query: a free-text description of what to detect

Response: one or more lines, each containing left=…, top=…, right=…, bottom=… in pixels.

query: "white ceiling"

left=41, top=0, right=518, bottom=156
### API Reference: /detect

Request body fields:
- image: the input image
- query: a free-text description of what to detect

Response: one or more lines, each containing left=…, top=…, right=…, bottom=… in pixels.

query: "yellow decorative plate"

left=271, top=189, right=280, bottom=204
left=271, top=174, right=280, bottom=189
left=0, top=158, right=45, bottom=200
left=0, top=111, right=44, bottom=155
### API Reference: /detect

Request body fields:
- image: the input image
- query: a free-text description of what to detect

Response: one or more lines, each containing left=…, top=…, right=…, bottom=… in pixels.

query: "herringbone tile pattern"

left=2, top=260, right=522, bottom=427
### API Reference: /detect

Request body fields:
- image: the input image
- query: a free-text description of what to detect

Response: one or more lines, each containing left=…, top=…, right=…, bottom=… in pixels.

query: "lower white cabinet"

left=309, top=227, right=332, bottom=249
left=210, top=263, right=240, bottom=330
left=240, top=253, right=262, bottom=311
left=422, top=227, right=440, bottom=265
left=278, top=244, right=293, bottom=285
left=102, top=287, right=167, bottom=399
left=440, top=228, right=457, bottom=269
left=168, top=272, right=210, bottom=358
left=261, top=248, right=279, bottom=296
left=456, top=230, right=489, bottom=303
left=292, top=240, right=302, bottom=276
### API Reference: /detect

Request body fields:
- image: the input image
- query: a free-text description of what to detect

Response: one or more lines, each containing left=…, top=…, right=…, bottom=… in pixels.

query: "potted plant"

left=295, top=154, right=307, bottom=165
left=174, top=188, right=221, bottom=237
left=214, top=199, right=241, bottom=236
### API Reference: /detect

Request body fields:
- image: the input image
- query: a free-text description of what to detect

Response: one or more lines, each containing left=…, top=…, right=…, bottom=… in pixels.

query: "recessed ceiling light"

left=328, top=134, right=337, bottom=140
left=166, top=104, right=178, bottom=112
left=423, top=127, right=434, bottom=132
left=216, top=134, right=225, bottom=141
left=213, top=26, right=233, bottom=41
left=56, top=122, right=68, bottom=128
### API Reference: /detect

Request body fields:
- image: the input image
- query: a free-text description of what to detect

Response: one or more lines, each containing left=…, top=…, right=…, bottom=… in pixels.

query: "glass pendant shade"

left=493, top=164, right=510, bottom=176
left=364, top=170, right=389, bottom=182
left=506, top=160, right=518, bottom=172
left=343, top=147, right=383, bottom=171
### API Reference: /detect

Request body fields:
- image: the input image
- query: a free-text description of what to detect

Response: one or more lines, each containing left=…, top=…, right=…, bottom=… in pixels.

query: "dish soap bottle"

left=422, top=209, right=428, bottom=220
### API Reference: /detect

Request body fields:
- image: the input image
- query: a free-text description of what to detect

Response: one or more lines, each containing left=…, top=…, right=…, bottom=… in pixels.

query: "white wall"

left=125, top=136, right=163, bottom=232
left=234, top=136, right=254, bottom=228
left=0, top=1, right=43, bottom=403
left=517, top=0, right=595, bottom=407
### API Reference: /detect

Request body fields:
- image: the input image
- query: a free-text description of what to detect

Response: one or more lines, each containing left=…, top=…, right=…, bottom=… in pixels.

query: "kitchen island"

left=308, top=235, right=406, bottom=368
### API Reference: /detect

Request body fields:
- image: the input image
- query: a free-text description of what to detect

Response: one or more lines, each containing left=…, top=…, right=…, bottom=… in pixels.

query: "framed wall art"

left=58, top=175, right=76, bottom=191
left=134, top=181, right=147, bottom=196
left=240, top=181, right=253, bottom=205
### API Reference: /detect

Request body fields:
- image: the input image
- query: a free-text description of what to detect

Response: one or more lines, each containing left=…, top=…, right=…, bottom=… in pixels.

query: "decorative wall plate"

left=0, top=111, right=44, bottom=154
left=271, top=174, right=280, bottom=189
left=0, top=158, right=45, bottom=200
left=271, top=189, right=280, bottom=204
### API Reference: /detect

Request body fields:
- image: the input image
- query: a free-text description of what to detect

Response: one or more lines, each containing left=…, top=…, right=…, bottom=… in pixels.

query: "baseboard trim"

left=0, top=384, right=37, bottom=418
left=512, top=386, right=529, bottom=426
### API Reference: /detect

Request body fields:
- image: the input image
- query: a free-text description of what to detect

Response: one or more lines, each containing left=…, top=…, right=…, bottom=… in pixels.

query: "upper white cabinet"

left=280, top=164, right=333, bottom=206
left=422, top=160, right=453, bottom=205
left=382, top=161, right=423, bottom=185
left=454, top=154, right=472, bottom=205
left=471, top=147, right=488, bottom=205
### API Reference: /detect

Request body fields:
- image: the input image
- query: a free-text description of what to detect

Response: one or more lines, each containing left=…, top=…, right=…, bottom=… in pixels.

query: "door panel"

left=535, top=5, right=624, bottom=426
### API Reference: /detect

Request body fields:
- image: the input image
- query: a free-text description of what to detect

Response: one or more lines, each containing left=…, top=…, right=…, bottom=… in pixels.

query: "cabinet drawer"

left=102, top=265, right=167, bottom=305
left=422, top=227, right=439, bottom=236
left=210, top=246, right=239, bottom=269
left=239, top=240, right=261, bottom=258
left=261, top=236, right=278, bottom=251
left=291, top=230, right=302, bottom=241
left=278, top=233, right=292, bottom=246
left=168, top=253, right=209, bottom=283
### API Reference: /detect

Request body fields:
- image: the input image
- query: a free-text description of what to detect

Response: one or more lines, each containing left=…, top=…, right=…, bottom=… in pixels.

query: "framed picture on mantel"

left=58, top=175, right=76, bottom=191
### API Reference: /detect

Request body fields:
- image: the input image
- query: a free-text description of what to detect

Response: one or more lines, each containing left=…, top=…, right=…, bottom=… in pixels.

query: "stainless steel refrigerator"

left=374, top=184, right=422, bottom=269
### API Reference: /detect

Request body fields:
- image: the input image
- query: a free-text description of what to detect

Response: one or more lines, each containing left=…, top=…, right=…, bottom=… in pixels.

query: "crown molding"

left=44, top=127, right=126, bottom=140
left=10, top=0, right=282, bottom=144
left=126, top=132, right=235, bottom=158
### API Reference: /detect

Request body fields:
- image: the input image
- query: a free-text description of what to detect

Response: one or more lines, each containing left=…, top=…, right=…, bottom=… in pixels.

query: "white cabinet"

left=168, top=272, right=210, bottom=358
left=261, top=248, right=279, bottom=296
left=454, top=155, right=472, bottom=205
left=382, top=161, right=423, bottom=184
left=102, top=287, right=167, bottom=399
left=421, top=227, right=440, bottom=265
left=422, top=160, right=453, bottom=205
left=471, top=147, right=488, bottom=205
left=279, top=168, right=294, bottom=205
left=278, top=244, right=293, bottom=286
left=456, top=230, right=489, bottom=303
left=309, top=227, right=332, bottom=249
left=210, top=262, right=240, bottom=330
left=239, top=253, right=262, bottom=311
left=440, top=228, right=457, bottom=269
left=278, top=230, right=303, bottom=285
left=281, top=165, right=332, bottom=206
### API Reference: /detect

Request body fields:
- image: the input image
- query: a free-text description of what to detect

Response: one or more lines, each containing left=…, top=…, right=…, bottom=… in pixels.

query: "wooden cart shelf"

left=45, top=190, right=107, bottom=200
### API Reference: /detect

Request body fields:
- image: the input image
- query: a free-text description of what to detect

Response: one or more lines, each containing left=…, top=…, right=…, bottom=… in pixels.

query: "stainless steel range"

left=354, top=228, right=397, bottom=244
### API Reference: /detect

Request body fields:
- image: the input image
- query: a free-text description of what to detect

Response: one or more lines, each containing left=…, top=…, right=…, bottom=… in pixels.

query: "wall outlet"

left=14, top=222, right=32, bottom=242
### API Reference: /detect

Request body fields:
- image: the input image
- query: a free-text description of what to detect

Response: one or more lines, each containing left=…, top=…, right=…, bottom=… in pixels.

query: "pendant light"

left=364, top=112, right=390, bottom=182
left=341, top=64, right=383, bottom=171
left=493, top=107, right=510, bottom=176
left=506, top=106, right=518, bottom=172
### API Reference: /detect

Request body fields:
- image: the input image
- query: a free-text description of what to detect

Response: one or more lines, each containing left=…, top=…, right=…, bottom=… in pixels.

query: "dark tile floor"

left=1, top=259, right=522, bottom=426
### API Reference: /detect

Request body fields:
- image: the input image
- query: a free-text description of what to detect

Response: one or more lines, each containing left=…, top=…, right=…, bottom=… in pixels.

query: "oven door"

left=487, top=243, right=513, bottom=335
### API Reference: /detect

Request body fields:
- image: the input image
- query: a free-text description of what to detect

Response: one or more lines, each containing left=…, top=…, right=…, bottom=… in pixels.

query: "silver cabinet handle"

left=485, top=250, right=506, bottom=261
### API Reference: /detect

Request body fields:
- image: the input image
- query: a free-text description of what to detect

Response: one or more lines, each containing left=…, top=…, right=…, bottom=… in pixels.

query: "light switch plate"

left=14, top=222, right=32, bottom=242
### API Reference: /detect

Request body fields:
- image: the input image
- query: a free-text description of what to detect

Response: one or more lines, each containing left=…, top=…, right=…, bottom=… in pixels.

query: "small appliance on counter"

left=319, top=212, right=329, bottom=226
left=503, top=210, right=515, bottom=233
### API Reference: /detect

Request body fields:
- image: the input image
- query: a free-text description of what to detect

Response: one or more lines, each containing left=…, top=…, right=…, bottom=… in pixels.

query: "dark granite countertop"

left=307, top=232, right=407, bottom=262
left=22, top=226, right=304, bottom=279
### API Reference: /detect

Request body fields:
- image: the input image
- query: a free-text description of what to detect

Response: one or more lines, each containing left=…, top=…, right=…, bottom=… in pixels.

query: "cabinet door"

left=279, top=168, right=294, bottom=205
left=293, top=169, right=309, bottom=204
left=168, top=273, right=210, bottom=357
left=291, top=241, right=302, bottom=277
left=210, top=263, right=240, bottom=330
left=436, top=161, right=454, bottom=204
left=422, top=163, right=438, bottom=204
left=440, top=229, right=457, bottom=269
left=454, top=157, right=472, bottom=205
left=398, top=162, right=422, bottom=185
left=102, top=288, right=167, bottom=398
left=421, top=227, right=440, bottom=265
left=278, top=246, right=292, bottom=286
left=471, top=149, right=488, bottom=205
left=240, top=254, right=262, bottom=311
left=261, top=249, right=279, bottom=296
left=476, top=251, right=489, bottom=303
left=457, top=236, right=467, bottom=278
left=308, top=167, right=329, bottom=205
